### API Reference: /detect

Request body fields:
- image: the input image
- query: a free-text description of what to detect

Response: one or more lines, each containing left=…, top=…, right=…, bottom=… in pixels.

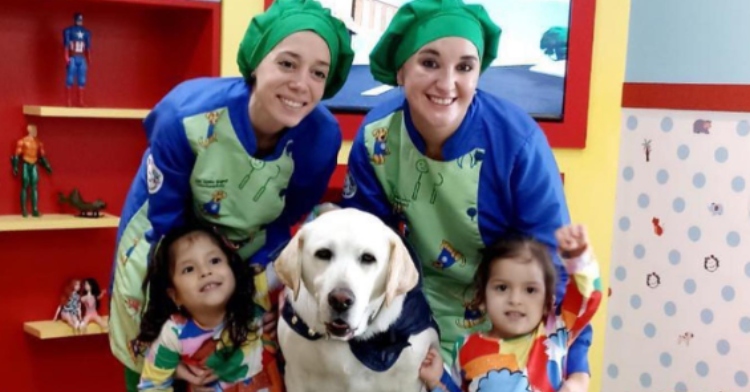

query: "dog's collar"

left=281, top=298, right=324, bottom=341
left=280, top=293, right=387, bottom=342
left=282, top=289, right=437, bottom=372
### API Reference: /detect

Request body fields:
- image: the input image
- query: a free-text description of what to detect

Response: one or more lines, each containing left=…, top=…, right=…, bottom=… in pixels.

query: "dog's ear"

left=275, top=227, right=305, bottom=301
left=385, top=231, right=419, bottom=306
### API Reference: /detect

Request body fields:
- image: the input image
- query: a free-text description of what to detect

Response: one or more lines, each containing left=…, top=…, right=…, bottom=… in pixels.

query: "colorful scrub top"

left=433, top=250, right=602, bottom=392
left=341, top=90, right=592, bottom=371
left=110, top=77, right=341, bottom=371
left=139, top=314, right=282, bottom=392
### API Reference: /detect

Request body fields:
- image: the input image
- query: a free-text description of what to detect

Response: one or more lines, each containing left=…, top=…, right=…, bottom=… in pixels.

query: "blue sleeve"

left=429, top=369, right=461, bottom=392
left=510, top=128, right=571, bottom=303
left=510, top=127, right=591, bottom=374
left=63, top=28, right=69, bottom=46
left=144, top=102, right=195, bottom=243
left=567, top=324, right=592, bottom=374
left=282, top=122, right=341, bottom=226
left=252, top=116, right=341, bottom=266
left=85, top=29, right=91, bottom=50
left=340, top=126, right=396, bottom=227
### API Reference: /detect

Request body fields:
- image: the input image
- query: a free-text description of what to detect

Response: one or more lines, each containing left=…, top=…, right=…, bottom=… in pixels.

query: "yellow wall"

left=220, top=0, right=263, bottom=76
left=220, top=1, right=631, bottom=390
left=553, top=0, right=630, bottom=390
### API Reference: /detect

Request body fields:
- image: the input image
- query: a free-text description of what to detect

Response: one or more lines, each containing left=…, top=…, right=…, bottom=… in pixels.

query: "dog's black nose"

left=328, top=288, right=354, bottom=312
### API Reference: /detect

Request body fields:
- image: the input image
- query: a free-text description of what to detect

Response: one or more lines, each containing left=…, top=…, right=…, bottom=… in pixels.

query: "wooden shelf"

left=23, top=106, right=150, bottom=119
left=24, top=317, right=109, bottom=339
left=0, top=214, right=120, bottom=232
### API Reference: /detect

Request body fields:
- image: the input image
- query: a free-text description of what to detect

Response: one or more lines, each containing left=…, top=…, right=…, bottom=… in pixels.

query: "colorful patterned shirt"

left=432, top=250, right=602, bottom=392
left=138, top=314, right=282, bottom=392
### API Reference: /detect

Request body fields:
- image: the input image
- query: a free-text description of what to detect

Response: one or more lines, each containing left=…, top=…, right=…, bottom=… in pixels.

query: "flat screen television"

left=263, top=0, right=594, bottom=148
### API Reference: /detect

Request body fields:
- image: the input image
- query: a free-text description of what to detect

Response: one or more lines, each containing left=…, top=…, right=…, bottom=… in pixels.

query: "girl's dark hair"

left=137, top=224, right=258, bottom=352
left=472, top=232, right=557, bottom=317
left=83, top=278, right=102, bottom=311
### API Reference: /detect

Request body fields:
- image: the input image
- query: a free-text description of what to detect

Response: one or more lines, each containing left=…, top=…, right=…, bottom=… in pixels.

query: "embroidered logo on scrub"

left=200, top=111, right=222, bottom=147
left=371, top=127, right=390, bottom=165
left=412, top=159, right=445, bottom=204
left=202, top=190, right=227, bottom=217
left=240, top=157, right=266, bottom=190
left=253, top=164, right=281, bottom=202
left=343, top=171, right=357, bottom=199
left=120, top=236, right=141, bottom=265
left=456, top=302, right=486, bottom=328
left=146, top=154, right=164, bottom=194
left=434, top=240, right=466, bottom=270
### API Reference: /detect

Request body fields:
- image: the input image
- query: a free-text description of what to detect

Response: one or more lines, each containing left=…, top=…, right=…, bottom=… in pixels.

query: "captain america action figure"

left=63, top=13, right=91, bottom=106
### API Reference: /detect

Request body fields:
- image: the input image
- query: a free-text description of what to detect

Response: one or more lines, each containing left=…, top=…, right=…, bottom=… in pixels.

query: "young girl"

left=419, top=224, right=602, bottom=392
left=136, top=225, right=282, bottom=392
left=79, top=278, right=108, bottom=333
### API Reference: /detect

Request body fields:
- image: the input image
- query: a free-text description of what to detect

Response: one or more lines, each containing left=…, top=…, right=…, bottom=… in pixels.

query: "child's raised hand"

left=419, top=347, right=445, bottom=390
left=556, top=224, right=589, bottom=258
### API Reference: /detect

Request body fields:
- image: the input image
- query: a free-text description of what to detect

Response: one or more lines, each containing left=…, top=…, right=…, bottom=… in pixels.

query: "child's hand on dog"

left=419, top=347, right=445, bottom=390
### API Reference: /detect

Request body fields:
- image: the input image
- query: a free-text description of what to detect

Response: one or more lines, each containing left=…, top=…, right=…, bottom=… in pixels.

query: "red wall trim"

left=623, top=83, right=750, bottom=112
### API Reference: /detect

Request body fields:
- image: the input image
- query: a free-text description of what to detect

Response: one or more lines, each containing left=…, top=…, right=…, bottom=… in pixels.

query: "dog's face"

left=275, top=208, right=419, bottom=340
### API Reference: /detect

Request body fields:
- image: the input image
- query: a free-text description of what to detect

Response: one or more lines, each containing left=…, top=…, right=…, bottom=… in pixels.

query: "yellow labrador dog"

left=275, top=208, right=438, bottom=392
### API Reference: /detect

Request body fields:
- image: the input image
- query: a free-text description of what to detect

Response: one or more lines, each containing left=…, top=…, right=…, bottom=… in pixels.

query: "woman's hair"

left=137, top=224, right=258, bottom=352
left=83, top=278, right=102, bottom=311
left=471, top=232, right=557, bottom=317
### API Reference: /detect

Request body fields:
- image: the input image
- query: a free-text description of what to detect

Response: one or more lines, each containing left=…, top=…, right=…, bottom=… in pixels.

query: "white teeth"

left=202, top=283, right=219, bottom=292
left=280, top=97, right=303, bottom=108
left=429, top=96, right=453, bottom=106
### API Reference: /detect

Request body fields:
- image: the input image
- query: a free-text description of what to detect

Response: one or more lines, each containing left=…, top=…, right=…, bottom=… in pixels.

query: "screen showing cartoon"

left=320, top=0, right=571, bottom=120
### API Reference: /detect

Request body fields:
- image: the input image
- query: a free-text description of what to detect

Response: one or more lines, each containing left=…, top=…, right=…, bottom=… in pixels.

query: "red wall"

left=0, top=0, right=218, bottom=390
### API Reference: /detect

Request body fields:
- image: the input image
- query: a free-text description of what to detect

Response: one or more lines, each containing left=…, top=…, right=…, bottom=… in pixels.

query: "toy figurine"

left=79, top=278, right=108, bottom=333
left=53, top=279, right=83, bottom=333
left=58, top=188, right=107, bottom=217
left=63, top=12, right=91, bottom=107
left=11, top=124, right=53, bottom=217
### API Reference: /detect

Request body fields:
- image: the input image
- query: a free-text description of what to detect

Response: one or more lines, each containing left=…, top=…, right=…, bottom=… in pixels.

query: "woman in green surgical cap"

left=108, top=1, right=353, bottom=390
left=341, top=0, right=592, bottom=390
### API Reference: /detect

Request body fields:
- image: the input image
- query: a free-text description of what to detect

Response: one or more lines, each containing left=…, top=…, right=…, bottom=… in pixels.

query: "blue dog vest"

left=281, top=289, right=438, bottom=372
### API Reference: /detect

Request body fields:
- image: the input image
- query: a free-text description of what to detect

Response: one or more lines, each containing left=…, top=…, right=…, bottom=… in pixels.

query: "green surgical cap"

left=370, top=0, right=501, bottom=86
left=237, top=0, right=355, bottom=99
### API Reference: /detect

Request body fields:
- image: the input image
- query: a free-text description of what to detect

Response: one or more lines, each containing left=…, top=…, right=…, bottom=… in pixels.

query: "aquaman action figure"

left=11, top=124, right=53, bottom=217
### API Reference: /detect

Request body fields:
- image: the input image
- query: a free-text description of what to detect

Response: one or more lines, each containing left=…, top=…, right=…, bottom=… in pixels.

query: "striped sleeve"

left=139, top=320, right=182, bottom=391
left=559, top=250, right=602, bottom=342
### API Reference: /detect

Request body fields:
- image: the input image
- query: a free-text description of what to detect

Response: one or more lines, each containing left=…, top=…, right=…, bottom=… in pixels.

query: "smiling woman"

left=341, top=0, right=593, bottom=391
left=248, top=30, right=334, bottom=153
left=107, top=0, right=354, bottom=391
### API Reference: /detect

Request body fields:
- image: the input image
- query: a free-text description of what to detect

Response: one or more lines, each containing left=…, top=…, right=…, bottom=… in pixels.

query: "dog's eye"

left=360, top=253, right=376, bottom=264
left=314, top=248, right=333, bottom=261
